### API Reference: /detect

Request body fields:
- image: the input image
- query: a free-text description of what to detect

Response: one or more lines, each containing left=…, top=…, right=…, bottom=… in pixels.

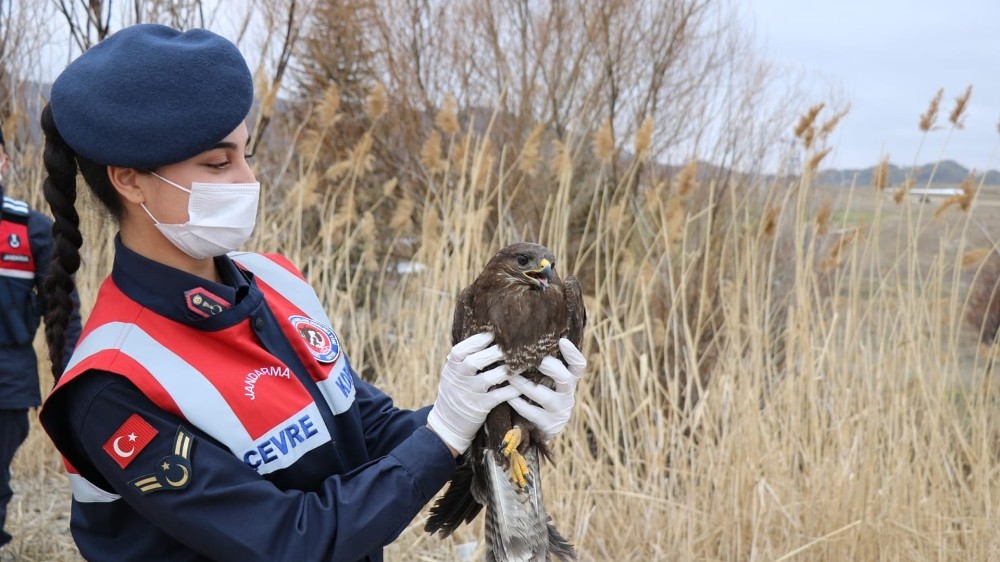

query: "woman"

left=37, top=24, right=585, bottom=561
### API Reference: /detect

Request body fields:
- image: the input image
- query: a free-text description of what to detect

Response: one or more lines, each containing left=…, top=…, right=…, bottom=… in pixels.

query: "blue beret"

left=50, top=24, right=253, bottom=169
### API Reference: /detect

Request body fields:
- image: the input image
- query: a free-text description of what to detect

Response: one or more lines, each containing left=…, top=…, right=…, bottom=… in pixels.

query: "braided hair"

left=40, top=104, right=122, bottom=380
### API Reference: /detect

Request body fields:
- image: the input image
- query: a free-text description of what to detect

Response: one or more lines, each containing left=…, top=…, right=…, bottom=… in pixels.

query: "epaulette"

left=1, top=195, right=30, bottom=218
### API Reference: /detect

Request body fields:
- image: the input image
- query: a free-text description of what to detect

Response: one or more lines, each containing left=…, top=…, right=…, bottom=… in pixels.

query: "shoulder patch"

left=129, top=426, right=195, bottom=495
left=289, top=315, right=341, bottom=364
left=1, top=196, right=30, bottom=217
left=102, top=413, right=158, bottom=469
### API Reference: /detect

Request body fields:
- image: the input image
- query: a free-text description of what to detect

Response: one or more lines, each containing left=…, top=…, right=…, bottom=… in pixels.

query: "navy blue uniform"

left=0, top=187, right=82, bottom=407
left=0, top=186, right=81, bottom=548
left=41, top=238, right=456, bottom=561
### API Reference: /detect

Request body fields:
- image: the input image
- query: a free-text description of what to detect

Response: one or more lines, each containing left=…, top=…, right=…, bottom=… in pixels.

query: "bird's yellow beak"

left=525, top=259, right=553, bottom=288
left=538, top=259, right=552, bottom=277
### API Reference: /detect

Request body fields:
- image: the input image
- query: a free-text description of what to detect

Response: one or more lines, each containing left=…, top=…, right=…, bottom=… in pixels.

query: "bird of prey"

left=425, top=242, right=585, bottom=561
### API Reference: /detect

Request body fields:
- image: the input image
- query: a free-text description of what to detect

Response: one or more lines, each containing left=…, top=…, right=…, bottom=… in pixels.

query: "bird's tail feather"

left=484, top=446, right=576, bottom=562
left=547, top=520, right=577, bottom=561
left=425, top=456, right=483, bottom=537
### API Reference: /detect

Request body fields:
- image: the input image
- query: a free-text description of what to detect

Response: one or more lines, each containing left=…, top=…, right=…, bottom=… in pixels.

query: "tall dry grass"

left=5, top=104, right=1000, bottom=562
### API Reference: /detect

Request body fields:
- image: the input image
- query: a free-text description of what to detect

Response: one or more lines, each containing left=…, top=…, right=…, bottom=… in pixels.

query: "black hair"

left=40, top=104, right=122, bottom=380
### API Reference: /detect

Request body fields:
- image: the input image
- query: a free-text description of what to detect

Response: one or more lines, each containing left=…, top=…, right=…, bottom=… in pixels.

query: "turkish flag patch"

left=102, top=413, right=158, bottom=469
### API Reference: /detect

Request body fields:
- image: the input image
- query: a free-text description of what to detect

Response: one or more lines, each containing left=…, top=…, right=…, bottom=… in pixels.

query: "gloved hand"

left=427, top=332, right=520, bottom=454
left=508, top=338, right=586, bottom=439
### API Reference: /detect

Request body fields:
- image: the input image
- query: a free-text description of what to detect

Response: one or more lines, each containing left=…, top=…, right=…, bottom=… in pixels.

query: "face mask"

left=141, top=172, right=260, bottom=260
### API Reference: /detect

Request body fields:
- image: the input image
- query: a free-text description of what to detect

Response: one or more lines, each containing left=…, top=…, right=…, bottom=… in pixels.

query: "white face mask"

left=141, top=172, right=260, bottom=260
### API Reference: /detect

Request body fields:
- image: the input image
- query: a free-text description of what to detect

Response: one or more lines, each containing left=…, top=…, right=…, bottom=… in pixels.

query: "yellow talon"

left=500, top=426, right=522, bottom=457
left=500, top=426, right=531, bottom=488
left=508, top=449, right=529, bottom=488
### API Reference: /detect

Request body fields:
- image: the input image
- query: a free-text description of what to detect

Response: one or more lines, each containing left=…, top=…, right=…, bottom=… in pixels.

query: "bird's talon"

left=508, top=449, right=530, bottom=488
left=500, top=426, right=523, bottom=457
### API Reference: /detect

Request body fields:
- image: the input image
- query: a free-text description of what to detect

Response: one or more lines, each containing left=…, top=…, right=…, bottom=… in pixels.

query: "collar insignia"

left=184, top=287, right=231, bottom=318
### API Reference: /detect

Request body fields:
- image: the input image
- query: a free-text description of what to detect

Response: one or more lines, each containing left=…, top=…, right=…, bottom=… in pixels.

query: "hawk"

left=425, top=242, right=585, bottom=561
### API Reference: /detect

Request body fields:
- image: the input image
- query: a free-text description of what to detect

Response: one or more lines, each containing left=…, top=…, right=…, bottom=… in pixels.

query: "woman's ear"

left=107, top=166, right=148, bottom=204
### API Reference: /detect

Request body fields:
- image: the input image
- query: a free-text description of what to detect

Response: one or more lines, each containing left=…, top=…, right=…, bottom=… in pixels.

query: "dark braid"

left=40, top=105, right=82, bottom=380
left=39, top=104, right=122, bottom=380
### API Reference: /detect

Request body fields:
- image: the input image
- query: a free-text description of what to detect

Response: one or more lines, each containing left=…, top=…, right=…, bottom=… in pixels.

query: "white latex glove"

left=427, top=332, right=520, bottom=454
left=508, top=338, right=586, bottom=439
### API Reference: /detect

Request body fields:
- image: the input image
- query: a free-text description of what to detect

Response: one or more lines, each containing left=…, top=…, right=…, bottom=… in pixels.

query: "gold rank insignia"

left=129, top=426, right=194, bottom=495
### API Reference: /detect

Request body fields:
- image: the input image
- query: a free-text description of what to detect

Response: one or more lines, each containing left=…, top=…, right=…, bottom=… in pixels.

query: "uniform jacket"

left=0, top=185, right=82, bottom=408
left=40, top=238, right=456, bottom=561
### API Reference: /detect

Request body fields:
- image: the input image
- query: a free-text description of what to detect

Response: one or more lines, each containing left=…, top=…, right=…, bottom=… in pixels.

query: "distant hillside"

left=815, top=160, right=1000, bottom=187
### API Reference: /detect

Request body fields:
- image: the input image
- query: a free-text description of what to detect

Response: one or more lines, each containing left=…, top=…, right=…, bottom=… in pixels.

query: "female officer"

left=37, top=24, right=585, bottom=561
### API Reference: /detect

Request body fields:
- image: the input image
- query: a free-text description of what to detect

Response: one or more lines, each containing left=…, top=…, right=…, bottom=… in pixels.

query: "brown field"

left=4, top=154, right=1000, bottom=561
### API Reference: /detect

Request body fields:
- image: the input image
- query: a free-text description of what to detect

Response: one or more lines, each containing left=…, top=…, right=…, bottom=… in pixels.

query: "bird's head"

left=489, top=242, right=558, bottom=291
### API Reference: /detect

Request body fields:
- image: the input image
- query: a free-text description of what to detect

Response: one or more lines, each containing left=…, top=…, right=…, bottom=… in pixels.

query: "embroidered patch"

left=289, top=315, right=340, bottom=364
left=102, top=414, right=158, bottom=469
left=129, top=427, right=195, bottom=495
left=184, top=287, right=231, bottom=318
left=0, top=253, right=29, bottom=263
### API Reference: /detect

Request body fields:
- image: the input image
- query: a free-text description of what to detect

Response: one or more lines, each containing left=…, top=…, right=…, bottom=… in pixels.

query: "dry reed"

left=5, top=101, right=1000, bottom=562
left=949, top=85, right=973, bottom=129
left=919, top=88, right=944, bottom=132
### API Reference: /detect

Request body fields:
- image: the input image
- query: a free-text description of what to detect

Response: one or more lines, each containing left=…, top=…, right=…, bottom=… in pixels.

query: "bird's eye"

left=516, top=254, right=530, bottom=267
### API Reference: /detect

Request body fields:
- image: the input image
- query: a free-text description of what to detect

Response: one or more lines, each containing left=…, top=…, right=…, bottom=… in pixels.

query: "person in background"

left=0, top=123, right=82, bottom=549
left=36, top=23, right=585, bottom=561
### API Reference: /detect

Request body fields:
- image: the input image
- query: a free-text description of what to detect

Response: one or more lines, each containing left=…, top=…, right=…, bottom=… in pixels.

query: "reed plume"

left=794, top=103, right=824, bottom=149
left=318, top=82, right=342, bottom=125
left=815, top=197, right=832, bottom=236
left=519, top=123, right=546, bottom=177
left=892, top=177, right=915, bottom=204
left=365, top=82, right=387, bottom=121
left=593, top=118, right=615, bottom=162
left=948, top=85, right=973, bottom=129
left=435, top=94, right=459, bottom=136
left=919, top=88, right=943, bottom=132
left=634, top=117, right=653, bottom=162
left=934, top=172, right=976, bottom=218
left=819, top=228, right=859, bottom=272
left=818, top=105, right=850, bottom=140
left=873, top=155, right=891, bottom=190
left=550, top=139, right=573, bottom=186
left=675, top=159, right=698, bottom=197
left=807, top=147, right=832, bottom=172
left=420, top=130, right=446, bottom=174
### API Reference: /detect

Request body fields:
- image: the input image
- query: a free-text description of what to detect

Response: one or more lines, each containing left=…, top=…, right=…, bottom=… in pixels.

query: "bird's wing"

left=564, top=275, right=586, bottom=348
left=426, top=284, right=486, bottom=537
left=452, top=284, right=475, bottom=345
left=424, top=453, right=483, bottom=536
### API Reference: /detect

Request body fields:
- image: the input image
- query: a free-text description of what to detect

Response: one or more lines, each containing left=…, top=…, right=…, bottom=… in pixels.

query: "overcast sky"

left=746, top=0, right=1000, bottom=171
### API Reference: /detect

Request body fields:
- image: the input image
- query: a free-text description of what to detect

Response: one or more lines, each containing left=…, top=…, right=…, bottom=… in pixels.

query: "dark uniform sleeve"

left=63, top=371, right=455, bottom=562
left=28, top=210, right=82, bottom=367
left=351, top=371, right=434, bottom=459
